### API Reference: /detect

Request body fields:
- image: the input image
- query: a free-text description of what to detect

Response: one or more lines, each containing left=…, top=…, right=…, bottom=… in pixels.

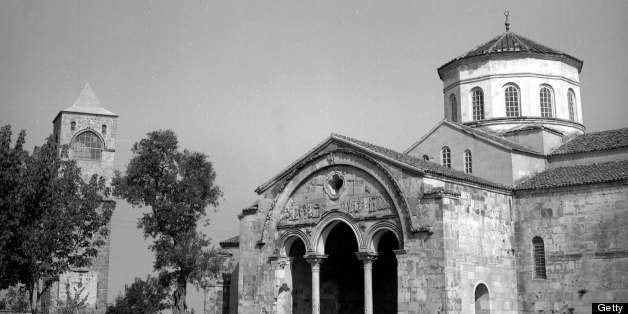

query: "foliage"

left=105, top=275, right=170, bottom=314
left=0, top=125, right=114, bottom=313
left=57, top=281, right=88, bottom=314
left=112, top=130, right=221, bottom=313
left=0, top=285, right=30, bottom=311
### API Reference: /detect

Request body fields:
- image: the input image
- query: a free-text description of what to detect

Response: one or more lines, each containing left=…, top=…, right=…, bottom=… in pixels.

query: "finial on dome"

left=504, top=10, right=511, bottom=31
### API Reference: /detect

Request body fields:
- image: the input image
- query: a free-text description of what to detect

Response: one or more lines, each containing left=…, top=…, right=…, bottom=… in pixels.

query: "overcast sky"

left=1, top=0, right=627, bottom=310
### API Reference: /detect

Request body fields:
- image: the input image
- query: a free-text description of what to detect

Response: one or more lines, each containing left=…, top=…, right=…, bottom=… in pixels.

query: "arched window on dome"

left=71, top=131, right=103, bottom=160
left=472, top=88, right=485, bottom=121
left=532, top=236, right=547, bottom=279
left=539, top=85, right=554, bottom=118
left=441, top=146, right=451, bottom=168
left=568, top=89, right=577, bottom=121
left=449, top=94, right=458, bottom=122
left=464, top=150, right=472, bottom=174
left=504, top=84, right=520, bottom=117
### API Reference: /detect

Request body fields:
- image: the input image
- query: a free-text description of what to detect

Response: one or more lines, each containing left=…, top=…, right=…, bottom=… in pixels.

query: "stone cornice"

left=443, top=72, right=580, bottom=93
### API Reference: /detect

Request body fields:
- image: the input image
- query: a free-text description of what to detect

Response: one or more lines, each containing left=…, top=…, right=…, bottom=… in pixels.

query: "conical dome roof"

left=438, top=31, right=583, bottom=79
left=60, top=83, right=117, bottom=116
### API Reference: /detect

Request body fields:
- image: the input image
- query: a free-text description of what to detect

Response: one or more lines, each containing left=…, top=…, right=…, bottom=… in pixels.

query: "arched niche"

left=278, top=229, right=311, bottom=257
left=366, top=221, right=403, bottom=253
left=265, top=150, right=410, bottom=251
left=474, top=283, right=490, bottom=314
left=312, top=212, right=363, bottom=254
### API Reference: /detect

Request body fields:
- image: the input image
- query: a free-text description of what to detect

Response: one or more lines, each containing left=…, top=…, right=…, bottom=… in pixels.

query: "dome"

left=437, top=31, right=583, bottom=79
left=437, top=26, right=585, bottom=137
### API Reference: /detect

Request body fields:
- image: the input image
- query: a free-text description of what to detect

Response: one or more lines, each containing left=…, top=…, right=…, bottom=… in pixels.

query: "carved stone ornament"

left=323, top=170, right=346, bottom=200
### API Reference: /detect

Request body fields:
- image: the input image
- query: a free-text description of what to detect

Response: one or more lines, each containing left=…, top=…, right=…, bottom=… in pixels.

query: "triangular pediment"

left=405, top=120, right=541, bottom=156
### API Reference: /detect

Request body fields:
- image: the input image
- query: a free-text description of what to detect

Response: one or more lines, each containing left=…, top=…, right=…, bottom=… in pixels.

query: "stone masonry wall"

left=440, top=182, right=518, bottom=314
left=514, top=183, right=628, bottom=313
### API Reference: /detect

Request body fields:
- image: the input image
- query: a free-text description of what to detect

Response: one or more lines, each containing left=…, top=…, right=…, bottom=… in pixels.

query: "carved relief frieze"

left=277, top=166, right=393, bottom=227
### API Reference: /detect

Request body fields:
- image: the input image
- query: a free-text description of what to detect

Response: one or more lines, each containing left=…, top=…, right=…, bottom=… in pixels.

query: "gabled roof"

left=405, top=120, right=543, bottom=156
left=438, top=31, right=583, bottom=78
left=55, top=83, right=117, bottom=121
left=501, top=124, right=564, bottom=137
left=550, top=128, right=628, bottom=156
left=516, top=160, right=628, bottom=191
left=255, top=133, right=509, bottom=194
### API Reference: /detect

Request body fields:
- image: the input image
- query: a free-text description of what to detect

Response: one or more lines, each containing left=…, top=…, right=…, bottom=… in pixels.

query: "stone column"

left=392, top=249, right=408, bottom=311
left=304, top=254, right=327, bottom=314
left=355, top=252, right=378, bottom=314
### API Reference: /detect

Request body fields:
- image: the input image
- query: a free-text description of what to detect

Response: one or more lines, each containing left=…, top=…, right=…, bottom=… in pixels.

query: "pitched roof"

left=550, top=128, right=628, bottom=156
left=255, top=133, right=509, bottom=193
left=219, top=236, right=239, bottom=248
left=501, top=124, right=564, bottom=136
left=59, top=83, right=117, bottom=117
left=405, top=120, right=542, bottom=156
left=516, top=160, right=628, bottom=190
left=438, top=31, right=583, bottom=77
left=329, top=133, right=509, bottom=189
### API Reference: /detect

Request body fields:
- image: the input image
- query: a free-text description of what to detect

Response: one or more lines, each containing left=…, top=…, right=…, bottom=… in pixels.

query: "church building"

left=210, top=17, right=628, bottom=314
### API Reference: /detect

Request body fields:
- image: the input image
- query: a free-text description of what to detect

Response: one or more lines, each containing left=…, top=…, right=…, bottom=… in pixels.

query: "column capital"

left=354, top=251, right=378, bottom=263
left=303, top=254, right=327, bottom=267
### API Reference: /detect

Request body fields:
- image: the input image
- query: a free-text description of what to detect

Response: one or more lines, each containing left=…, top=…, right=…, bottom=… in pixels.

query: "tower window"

left=504, top=84, right=520, bottom=117
left=71, top=131, right=103, bottom=160
left=472, top=88, right=485, bottom=121
left=568, top=89, right=577, bottom=121
left=70, top=121, right=76, bottom=131
left=539, top=86, right=554, bottom=118
left=532, top=236, right=547, bottom=279
left=464, top=150, right=472, bottom=174
left=441, top=146, right=451, bottom=168
left=102, top=124, right=107, bottom=135
left=449, top=94, right=458, bottom=122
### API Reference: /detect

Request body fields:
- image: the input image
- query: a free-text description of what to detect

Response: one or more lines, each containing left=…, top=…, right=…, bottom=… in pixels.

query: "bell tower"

left=50, top=83, right=118, bottom=312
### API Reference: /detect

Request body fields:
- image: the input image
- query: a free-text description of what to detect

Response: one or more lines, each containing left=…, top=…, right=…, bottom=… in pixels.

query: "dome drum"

left=439, top=31, right=584, bottom=136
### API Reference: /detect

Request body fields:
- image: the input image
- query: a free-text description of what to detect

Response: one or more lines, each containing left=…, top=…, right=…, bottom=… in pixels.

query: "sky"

left=1, top=0, right=627, bottom=310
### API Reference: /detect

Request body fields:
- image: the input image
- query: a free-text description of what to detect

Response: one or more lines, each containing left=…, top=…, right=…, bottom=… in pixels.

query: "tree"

left=0, top=285, right=30, bottom=312
left=106, top=275, right=170, bottom=314
left=0, top=125, right=114, bottom=313
left=112, top=130, right=221, bottom=313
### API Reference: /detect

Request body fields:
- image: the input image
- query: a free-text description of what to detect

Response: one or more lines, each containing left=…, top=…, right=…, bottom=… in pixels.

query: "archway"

left=287, top=238, right=311, bottom=314
left=321, top=222, right=363, bottom=313
left=475, top=283, right=490, bottom=314
left=373, top=230, right=399, bottom=313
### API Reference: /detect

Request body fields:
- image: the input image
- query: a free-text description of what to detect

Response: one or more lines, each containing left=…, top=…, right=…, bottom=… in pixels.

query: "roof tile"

left=219, top=236, right=239, bottom=248
left=550, top=128, right=628, bottom=156
left=438, top=31, right=583, bottom=76
left=516, top=160, right=628, bottom=190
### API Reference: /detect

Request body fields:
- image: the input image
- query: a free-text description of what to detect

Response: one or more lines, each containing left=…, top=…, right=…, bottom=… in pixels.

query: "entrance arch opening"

left=475, top=283, right=490, bottom=314
left=287, top=238, right=311, bottom=313
left=373, top=230, right=400, bottom=313
left=321, top=222, right=363, bottom=313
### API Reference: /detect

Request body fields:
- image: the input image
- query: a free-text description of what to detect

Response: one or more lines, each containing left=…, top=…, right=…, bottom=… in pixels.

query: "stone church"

left=208, top=20, right=628, bottom=314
